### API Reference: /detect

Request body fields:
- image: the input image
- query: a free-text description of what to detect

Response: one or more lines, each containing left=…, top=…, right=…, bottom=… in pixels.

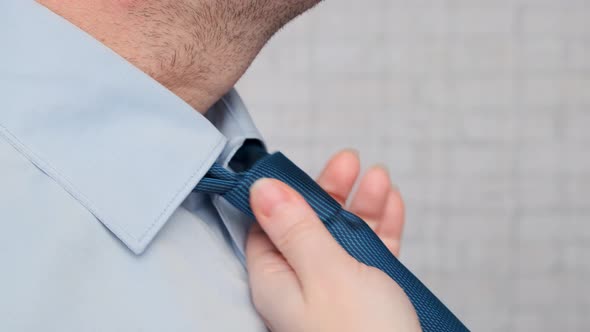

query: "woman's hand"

left=246, top=150, right=421, bottom=332
left=315, top=150, right=406, bottom=256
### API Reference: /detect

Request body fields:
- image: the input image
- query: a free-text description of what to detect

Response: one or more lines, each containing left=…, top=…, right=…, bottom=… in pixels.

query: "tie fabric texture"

left=194, top=146, right=468, bottom=332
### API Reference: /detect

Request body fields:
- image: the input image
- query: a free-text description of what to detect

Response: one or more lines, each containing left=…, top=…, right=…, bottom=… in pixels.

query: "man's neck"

left=37, top=0, right=271, bottom=113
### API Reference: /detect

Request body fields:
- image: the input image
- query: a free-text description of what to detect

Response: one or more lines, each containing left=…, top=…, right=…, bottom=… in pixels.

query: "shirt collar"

left=0, top=1, right=263, bottom=254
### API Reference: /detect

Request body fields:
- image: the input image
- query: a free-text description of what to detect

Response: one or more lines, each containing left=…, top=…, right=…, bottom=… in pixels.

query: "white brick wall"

left=237, top=0, right=590, bottom=330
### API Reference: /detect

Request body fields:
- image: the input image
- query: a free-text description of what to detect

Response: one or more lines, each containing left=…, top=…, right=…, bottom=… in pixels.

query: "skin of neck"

left=37, top=0, right=320, bottom=113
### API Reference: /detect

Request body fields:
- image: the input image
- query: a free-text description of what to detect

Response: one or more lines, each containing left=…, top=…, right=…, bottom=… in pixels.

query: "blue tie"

left=194, top=146, right=468, bottom=332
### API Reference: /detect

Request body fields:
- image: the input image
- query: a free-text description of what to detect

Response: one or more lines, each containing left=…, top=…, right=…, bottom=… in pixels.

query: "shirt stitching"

left=0, top=120, right=225, bottom=253
left=0, top=122, right=134, bottom=240
left=135, top=136, right=226, bottom=243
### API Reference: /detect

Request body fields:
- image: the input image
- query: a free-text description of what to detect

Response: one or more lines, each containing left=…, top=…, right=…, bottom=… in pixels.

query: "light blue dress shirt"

left=1, top=1, right=267, bottom=331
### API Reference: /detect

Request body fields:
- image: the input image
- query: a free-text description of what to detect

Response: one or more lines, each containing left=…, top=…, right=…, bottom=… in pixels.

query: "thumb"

left=250, top=178, right=352, bottom=282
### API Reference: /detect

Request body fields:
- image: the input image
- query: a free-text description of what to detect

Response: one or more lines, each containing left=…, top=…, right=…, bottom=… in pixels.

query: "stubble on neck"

left=37, top=0, right=319, bottom=112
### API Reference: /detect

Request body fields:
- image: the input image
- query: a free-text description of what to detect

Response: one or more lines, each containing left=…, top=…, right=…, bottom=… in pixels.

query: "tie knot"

left=195, top=152, right=342, bottom=221
left=194, top=163, right=242, bottom=195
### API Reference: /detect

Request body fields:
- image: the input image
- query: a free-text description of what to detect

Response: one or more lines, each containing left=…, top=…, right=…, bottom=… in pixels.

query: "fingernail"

left=251, top=179, right=291, bottom=218
left=344, top=148, right=359, bottom=157
left=373, top=163, right=390, bottom=176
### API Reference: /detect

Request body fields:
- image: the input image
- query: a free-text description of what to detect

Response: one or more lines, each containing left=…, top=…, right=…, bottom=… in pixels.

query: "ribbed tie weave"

left=194, top=151, right=468, bottom=332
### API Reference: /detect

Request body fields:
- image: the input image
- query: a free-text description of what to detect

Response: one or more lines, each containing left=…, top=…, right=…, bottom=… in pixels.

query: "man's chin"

left=273, top=0, right=323, bottom=29
left=290, top=0, right=324, bottom=16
